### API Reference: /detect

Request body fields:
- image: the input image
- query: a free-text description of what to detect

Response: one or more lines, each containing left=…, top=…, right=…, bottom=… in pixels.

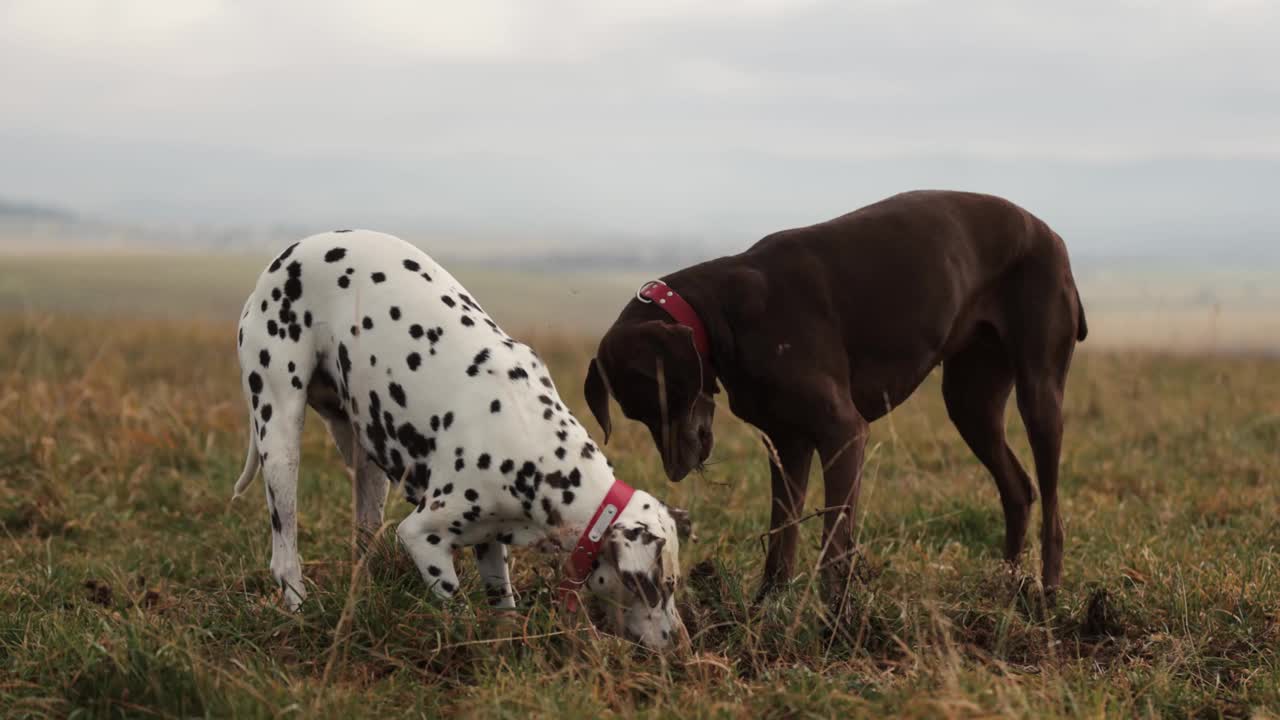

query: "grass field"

left=1, top=257, right=1279, bottom=718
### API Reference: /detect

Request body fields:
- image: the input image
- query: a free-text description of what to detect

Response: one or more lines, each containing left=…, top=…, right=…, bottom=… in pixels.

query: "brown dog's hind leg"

left=757, top=431, right=813, bottom=600
left=1015, top=364, right=1069, bottom=596
left=942, top=329, right=1036, bottom=570
left=1009, top=276, right=1078, bottom=596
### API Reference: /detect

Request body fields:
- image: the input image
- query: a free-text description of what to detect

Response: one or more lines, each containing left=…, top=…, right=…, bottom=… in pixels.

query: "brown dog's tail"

left=1074, top=286, right=1088, bottom=342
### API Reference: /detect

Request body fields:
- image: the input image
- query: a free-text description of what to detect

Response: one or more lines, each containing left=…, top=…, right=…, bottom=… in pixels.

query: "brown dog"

left=584, top=190, right=1087, bottom=598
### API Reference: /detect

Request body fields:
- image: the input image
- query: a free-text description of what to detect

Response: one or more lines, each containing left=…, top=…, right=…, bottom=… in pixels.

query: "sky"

left=1, top=0, right=1278, bottom=256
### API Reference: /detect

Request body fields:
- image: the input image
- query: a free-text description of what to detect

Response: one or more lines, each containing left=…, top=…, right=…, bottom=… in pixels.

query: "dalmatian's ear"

left=603, top=525, right=665, bottom=608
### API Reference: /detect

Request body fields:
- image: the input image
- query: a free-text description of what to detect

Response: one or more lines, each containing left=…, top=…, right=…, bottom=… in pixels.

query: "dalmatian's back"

left=235, top=230, right=598, bottom=506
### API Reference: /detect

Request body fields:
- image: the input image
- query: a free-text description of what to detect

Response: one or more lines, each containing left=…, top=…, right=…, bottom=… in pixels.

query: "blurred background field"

left=1, top=247, right=1276, bottom=351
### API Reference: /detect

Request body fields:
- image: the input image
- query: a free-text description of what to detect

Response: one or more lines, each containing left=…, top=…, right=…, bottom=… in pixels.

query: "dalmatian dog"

left=231, top=230, right=689, bottom=649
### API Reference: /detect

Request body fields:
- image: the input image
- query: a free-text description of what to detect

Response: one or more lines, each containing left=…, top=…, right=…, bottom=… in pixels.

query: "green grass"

left=1, top=302, right=1279, bottom=717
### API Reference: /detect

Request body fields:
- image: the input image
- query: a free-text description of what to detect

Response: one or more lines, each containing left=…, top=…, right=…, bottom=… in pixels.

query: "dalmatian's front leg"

left=474, top=542, right=515, bottom=609
left=396, top=505, right=460, bottom=599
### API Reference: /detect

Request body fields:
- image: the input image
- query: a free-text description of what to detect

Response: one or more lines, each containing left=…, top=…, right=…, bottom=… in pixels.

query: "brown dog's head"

left=585, top=319, right=716, bottom=482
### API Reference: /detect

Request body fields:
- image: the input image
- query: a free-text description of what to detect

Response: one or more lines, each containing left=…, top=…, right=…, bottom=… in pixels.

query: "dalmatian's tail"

left=232, top=426, right=260, bottom=500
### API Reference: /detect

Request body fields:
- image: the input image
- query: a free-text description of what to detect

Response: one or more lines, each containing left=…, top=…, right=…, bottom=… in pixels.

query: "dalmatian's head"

left=586, top=498, right=691, bottom=650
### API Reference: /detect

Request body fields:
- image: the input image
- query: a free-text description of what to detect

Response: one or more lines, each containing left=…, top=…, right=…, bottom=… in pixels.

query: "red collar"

left=637, top=280, right=713, bottom=369
left=558, top=478, right=635, bottom=612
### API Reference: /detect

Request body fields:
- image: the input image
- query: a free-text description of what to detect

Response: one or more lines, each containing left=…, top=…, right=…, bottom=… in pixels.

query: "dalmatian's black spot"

left=350, top=325, right=360, bottom=337
left=272, top=288, right=282, bottom=301
left=421, top=272, right=433, bottom=282
left=284, top=261, right=303, bottom=301
left=304, top=311, right=313, bottom=327
left=248, top=372, right=263, bottom=394
left=408, top=464, right=431, bottom=490
left=568, top=468, right=582, bottom=486
left=403, top=259, right=420, bottom=271
left=581, top=442, right=596, bottom=459
left=540, top=377, right=553, bottom=389
left=261, top=300, right=268, bottom=312
left=398, top=423, right=435, bottom=459
left=409, top=324, right=424, bottom=339
left=325, top=248, right=347, bottom=262
left=267, top=320, right=279, bottom=336
left=259, top=349, right=271, bottom=367
left=428, top=565, right=441, bottom=577
left=455, top=458, right=465, bottom=471
left=363, top=316, right=374, bottom=330
left=267, top=242, right=298, bottom=273
left=338, top=275, right=350, bottom=289
left=292, top=376, right=303, bottom=389
left=430, top=415, right=440, bottom=432
left=441, top=295, right=455, bottom=308
left=289, top=324, right=302, bottom=342
left=541, top=498, right=562, bottom=526
left=390, top=306, right=401, bottom=320
left=476, top=454, right=491, bottom=470
left=371, top=272, right=386, bottom=283
left=465, top=488, right=480, bottom=501
left=543, top=409, right=553, bottom=420
left=508, top=367, right=528, bottom=381
left=261, top=404, right=273, bottom=422
left=562, top=490, right=575, bottom=505
left=466, top=349, right=490, bottom=377
left=500, top=459, right=514, bottom=474
left=442, top=483, right=454, bottom=495
left=337, top=343, right=353, bottom=390
left=287, top=361, right=296, bottom=373
left=555, top=447, right=566, bottom=460
left=461, top=316, right=475, bottom=327
left=556, top=430, right=568, bottom=441
left=538, top=395, right=552, bottom=406
left=443, top=412, right=454, bottom=429
left=490, top=399, right=501, bottom=413
left=407, top=352, right=421, bottom=371
left=370, top=355, right=377, bottom=367
left=427, top=534, right=440, bottom=544
left=238, top=328, right=244, bottom=346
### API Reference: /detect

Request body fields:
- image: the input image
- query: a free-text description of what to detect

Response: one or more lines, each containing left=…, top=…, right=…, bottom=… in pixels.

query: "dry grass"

left=1, top=312, right=1279, bottom=719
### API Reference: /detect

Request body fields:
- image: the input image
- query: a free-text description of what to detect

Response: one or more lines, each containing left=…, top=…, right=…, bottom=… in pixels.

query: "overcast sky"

left=1, top=0, right=1277, bottom=254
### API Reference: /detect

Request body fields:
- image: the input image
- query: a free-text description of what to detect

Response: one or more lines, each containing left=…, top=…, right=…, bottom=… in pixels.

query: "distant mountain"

left=0, top=198, right=77, bottom=222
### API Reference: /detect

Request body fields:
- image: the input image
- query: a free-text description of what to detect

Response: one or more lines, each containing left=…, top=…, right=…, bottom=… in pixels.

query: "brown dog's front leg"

left=816, top=409, right=869, bottom=597
left=757, top=431, right=813, bottom=600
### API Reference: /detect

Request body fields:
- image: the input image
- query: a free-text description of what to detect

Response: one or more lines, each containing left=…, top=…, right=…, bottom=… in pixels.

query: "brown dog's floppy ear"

left=668, top=506, right=694, bottom=542
left=584, top=357, right=613, bottom=444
